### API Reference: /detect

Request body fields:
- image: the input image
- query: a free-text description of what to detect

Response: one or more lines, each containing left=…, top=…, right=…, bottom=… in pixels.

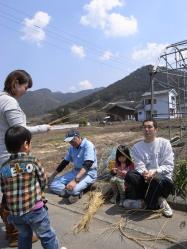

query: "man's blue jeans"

left=8, top=207, right=59, bottom=249
left=50, top=168, right=97, bottom=196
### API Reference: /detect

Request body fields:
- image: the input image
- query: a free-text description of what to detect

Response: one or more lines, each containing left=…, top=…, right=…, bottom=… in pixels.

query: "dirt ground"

left=31, top=120, right=187, bottom=174
left=31, top=122, right=140, bottom=173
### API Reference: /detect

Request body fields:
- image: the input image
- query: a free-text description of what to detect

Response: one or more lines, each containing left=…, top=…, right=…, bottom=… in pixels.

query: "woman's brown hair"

left=4, top=70, right=33, bottom=96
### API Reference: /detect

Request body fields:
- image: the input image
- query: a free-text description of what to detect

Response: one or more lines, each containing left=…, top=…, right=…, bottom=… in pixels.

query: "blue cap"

left=64, top=129, right=80, bottom=142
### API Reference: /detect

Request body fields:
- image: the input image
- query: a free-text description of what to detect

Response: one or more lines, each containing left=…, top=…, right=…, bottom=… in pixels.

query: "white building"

left=136, top=89, right=178, bottom=121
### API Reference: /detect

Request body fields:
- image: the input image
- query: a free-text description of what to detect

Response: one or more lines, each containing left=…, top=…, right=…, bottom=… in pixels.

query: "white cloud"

left=100, top=50, right=113, bottom=60
left=132, top=43, right=168, bottom=64
left=69, top=86, right=77, bottom=92
left=79, top=80, right=94, bottom=90
left=69, top=80, right=94, bottom=92
left=80, top=0, right=137, bottom=37
left=105, top=13, right=137, bottom=37
left=21, top=11, right=51, bottom=45
left=71, top=44, right=86, bottom=58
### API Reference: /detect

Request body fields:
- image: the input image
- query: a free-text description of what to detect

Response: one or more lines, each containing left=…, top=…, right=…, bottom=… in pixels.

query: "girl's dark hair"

left=4, top=70, right=33, bottom=96
left=115, top=145, right=132, bottom=165
left=5, top=126, right=32, bottom=153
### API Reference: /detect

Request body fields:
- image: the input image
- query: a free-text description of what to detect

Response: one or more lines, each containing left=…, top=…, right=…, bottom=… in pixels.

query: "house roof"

left=142, top=88, right=177, bottom=97
left=102, top=101, right=136, bottom=110
left=107, top=104, right=135, bottom=111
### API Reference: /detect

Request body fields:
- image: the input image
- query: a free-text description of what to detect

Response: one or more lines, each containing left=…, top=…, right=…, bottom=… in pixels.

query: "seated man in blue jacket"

left=49, top=129, right=97, bottom=203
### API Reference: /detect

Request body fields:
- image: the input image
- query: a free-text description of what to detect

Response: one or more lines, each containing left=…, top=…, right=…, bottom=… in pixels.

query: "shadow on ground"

left=167, top=241, right=187, bottom=249
left=105, top=205, right=156, bottom=221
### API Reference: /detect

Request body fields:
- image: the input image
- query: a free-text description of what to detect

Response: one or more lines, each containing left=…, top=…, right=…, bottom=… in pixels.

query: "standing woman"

left=0, top=69, right=50, bottom=247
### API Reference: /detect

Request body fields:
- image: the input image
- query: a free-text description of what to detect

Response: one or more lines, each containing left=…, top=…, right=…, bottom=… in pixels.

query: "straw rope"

left=73, top=191, right=104, bottom=233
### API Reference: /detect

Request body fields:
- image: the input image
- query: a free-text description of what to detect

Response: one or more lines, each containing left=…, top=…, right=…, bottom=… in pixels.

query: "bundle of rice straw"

left=73, top=191, right=104, bottom=233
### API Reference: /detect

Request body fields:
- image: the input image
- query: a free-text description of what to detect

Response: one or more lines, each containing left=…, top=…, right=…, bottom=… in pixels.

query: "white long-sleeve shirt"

left=131, top=137, right=174, bottom=180
left=0, top=92, right=49, bottom=164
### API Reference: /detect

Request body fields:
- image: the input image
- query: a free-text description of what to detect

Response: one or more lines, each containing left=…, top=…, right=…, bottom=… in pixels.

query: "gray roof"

left=142, top=89, right=177, bottom=97
left=107, top=104, right=135, bottom=111
left=102, top=101, right=136, bottom=110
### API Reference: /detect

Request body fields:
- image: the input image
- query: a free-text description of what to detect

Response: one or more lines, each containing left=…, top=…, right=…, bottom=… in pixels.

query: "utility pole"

left=151, top=76, right=154, bottom=118
left=149, top=66, right=156, bottom=118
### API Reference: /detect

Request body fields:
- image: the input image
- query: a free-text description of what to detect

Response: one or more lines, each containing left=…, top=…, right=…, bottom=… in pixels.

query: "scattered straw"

left=73, top=191, right=104, bottom=233
left=108, top=218, right=177, bottom=249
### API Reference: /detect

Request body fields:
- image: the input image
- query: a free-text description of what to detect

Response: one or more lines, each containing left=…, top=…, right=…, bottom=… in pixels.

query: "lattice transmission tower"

left=150, top=39, right=187, bottom=118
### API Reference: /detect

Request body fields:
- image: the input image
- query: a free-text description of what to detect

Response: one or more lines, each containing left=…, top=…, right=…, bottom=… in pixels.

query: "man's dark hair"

left=143, top=119, right=158, bottom=128
left=5, top=126, right=32, bottom=153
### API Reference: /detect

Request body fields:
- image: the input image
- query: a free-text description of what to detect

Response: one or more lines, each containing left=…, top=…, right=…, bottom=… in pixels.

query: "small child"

left=0, top=126, right=60, bottom=249
left=109, top=145, right=134, bottom=206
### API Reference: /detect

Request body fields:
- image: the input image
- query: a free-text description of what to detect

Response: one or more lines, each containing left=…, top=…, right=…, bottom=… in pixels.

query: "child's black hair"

left=5, top=126, right=32, bottom=153
left=115, top=145, right=132, bottom=165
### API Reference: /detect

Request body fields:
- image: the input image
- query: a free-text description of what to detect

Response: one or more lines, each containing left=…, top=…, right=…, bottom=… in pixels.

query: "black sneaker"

left=68, top=195, right=79, bottom=204
left=68, top=192, right=83, bottom=204
left=59, top=189, right=70, bottom=198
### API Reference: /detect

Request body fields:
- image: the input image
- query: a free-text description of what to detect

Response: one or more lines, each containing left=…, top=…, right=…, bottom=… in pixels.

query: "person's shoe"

left=32, top=234, right=38, bottom=243
left=119, top=197, right=125, bottom=207
left=158, top=197, right=173, bottom=218
left=68, top=194, right=81, bottom=204
left=8, top=238, right=18, bottom=248
left=109, top=194, right=117, bottom=204
left=59, top=189, right=69, bottom=198
left=8, top=234, right=38, bottom=247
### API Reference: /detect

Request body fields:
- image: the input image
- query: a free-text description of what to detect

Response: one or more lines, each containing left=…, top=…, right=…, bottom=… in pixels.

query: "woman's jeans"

left=8, top=207, right=59, bottom=249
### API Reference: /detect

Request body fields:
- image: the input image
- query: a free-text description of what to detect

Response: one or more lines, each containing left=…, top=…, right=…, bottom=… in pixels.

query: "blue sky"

left=0, top=0, right=187, bottom=93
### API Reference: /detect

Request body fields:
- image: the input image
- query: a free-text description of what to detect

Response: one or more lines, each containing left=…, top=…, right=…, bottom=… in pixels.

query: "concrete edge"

left=47, top=199, right=176, bottom=240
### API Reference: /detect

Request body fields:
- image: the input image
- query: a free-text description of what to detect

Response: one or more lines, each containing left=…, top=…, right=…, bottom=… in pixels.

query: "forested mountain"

left=19, top=87, right=103, bottom=116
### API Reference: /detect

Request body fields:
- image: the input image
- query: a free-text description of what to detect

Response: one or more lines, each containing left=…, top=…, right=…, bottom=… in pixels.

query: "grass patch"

left=173, top=160, right=187, bottom=199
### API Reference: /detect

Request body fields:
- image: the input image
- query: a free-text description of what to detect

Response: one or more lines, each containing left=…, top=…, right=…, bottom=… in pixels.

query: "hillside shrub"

left=79, top=117, right=88, bottom=127
left=173, top=160, right=187, bottom=199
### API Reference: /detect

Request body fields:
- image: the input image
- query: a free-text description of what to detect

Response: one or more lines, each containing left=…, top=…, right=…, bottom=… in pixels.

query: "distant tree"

left=79, top=117, right=88, bottom=127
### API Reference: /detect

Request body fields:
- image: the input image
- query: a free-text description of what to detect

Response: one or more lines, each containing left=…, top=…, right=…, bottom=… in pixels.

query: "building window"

left=170, top=108, right=175, bottom=116
left=171, top=96, right=175, bottom=105
left=144, top=98, right=156, bottom=105
left=153, top=110, right=157, bottom=117
left=146, top=110, right=157, bottom=119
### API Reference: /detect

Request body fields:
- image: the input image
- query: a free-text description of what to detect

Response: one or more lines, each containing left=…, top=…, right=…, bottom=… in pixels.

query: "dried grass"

left=73, top=191, right=104, bottom=233
left=109, top=218, right=177, bottom=249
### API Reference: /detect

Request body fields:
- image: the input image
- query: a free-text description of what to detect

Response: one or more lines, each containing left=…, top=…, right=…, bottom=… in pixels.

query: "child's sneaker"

left=119, top=199, right=124, bottom=207
left=109, top=194, right=117, bottom=204
left=158, top=197, right=173, bottom=217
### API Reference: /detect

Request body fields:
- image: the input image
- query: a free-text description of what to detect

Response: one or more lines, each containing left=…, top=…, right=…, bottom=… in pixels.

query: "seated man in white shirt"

left=125, top=119, right=174, bottom=217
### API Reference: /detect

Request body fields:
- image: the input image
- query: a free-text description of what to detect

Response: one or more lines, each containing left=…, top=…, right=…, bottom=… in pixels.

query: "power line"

left=0, top=1, right=135, bottom=68
left=0, top=11, right=130, bottom=73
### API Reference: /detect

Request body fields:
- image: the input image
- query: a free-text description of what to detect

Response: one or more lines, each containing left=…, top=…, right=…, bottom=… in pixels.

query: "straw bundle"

left=73, top=191, right=104, bottom=233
